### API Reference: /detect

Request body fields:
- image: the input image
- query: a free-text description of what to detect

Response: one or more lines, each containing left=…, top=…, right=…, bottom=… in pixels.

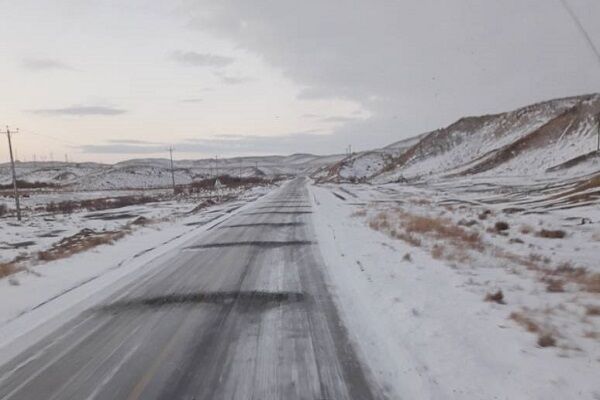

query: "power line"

left=21, top=130, right=84, bottom=147
left=559, top=0, right=600, bottom=68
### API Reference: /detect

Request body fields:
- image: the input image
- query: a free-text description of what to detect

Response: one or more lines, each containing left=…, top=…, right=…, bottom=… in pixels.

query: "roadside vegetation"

left=356, top=192, right=600, bottom=354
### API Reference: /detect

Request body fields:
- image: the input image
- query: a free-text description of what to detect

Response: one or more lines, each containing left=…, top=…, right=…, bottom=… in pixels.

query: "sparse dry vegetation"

left=45, top=195, right=157, bottom=214
left=484, top=290, right=505, bottom=304
left=537, top=333, right=557, bottom=348
left=585, top=305, right=600, bottom=317
left=368, top=208, right=482, bottom=264
left=510, top=311, right=541, bottom=333
left=36, top=228, right=128, bottom=262
left=0, top=261, right=20, bottom=279
left=537, top=229, right=566, bottom=239
left=351, top=208, right=367, bottom=217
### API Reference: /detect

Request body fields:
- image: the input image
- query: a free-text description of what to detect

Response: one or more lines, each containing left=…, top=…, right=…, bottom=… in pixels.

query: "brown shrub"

left=545, top=278, right=565, bottom=293
left=401, top=214, right=482, bottom=249
left=484, top=290, right=505, bottom=304
left=495, top=221, right=510, bottom=232
left=478, top=210, right=492, bottom=220
left=510, top=311, right=540, bottom=333
left=537, top=229, right=566, bottom=239
left=0, top=262, right=20, bottom=279
left=585, top=305, right=600, bottom=317
left=537, top=334, right=556, bottom=348
left=0, top=204, right=7, bottom=217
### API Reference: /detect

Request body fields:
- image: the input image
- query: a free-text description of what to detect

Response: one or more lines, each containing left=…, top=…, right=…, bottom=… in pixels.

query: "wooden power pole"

left=1, top=126, right=22, bottom=221
left=169, top=147, right=176, bottom=194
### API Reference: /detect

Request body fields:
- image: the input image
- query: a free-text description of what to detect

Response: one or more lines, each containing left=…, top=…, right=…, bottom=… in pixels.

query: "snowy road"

left=0, top=178, right=379, bottom=400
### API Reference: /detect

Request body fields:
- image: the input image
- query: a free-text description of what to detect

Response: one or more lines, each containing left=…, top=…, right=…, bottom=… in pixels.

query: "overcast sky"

left=1, top=0, right=599, bottom=163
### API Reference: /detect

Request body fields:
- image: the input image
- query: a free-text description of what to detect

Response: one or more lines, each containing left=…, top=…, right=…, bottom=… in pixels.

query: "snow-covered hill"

left=0, top=154, right=344, bottom=190
left=317, top=93, right=600, bottom=183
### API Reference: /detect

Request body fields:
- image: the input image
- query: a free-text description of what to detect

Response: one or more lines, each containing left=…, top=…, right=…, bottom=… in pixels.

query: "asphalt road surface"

left=0, top=178, right=381, bottom=400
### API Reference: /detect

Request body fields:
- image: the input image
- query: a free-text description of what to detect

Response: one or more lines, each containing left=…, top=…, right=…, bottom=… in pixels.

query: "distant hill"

left=316, top=93, right=600, bottom=183
left=0, top=154, right=343, bottom=190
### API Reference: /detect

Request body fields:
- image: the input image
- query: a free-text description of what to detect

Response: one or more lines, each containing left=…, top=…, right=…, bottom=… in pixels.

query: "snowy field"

left=0, top=184, right=275, bottom=327
left=310, top=177, right=600, bottom=399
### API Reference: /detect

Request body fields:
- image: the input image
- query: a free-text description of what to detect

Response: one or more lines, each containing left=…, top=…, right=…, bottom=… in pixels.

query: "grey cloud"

left=301, top=113, right=322, bottom=119
left=319, top=116, right=358, bottom=123
left=171, top=50, right=234, bottom=67
left=219, top=75, right=253, bottom=85
left=79, top=144, right=162, bottom=154
left=108, top=139, right=163, bottom=145
left=30, top=106, right=126, bottom=116
left=180, top=98, right=203, bottom=103
left=184, top=0, right=600, bottom=150
left=22, top=58, right=73, bottom=71
left=79, top=130, right=344, bottom=156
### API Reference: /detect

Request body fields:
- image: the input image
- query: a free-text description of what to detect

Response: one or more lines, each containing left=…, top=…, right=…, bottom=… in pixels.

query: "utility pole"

left=215, top=155, right=219, bottom=178
left=168, top=147, right=176, bottom=194
left=597, top=114, right=600, bottom=152
left=1, top=126, right=22, bottom=221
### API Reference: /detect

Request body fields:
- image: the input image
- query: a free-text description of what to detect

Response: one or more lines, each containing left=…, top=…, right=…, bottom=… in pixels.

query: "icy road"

left=0, top=178, right=379, bottom=400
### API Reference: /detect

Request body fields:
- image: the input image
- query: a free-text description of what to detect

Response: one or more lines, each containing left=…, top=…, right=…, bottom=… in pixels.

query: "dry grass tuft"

left=351, top=208, right=367, bottom=217
left=478, top=210, right=492, bottom=220
left=544, top=278, right=565, bottom=293
left=510, top=310, right=558, bottom=348
left=495, top=221, right=510, bottom=232
left=537, top=229, right=566, bottom=239
left=0, top=262, right=20, bottom=279
left=585, top=305, right=600, bottom=317
left=537, top=333, right=557, bottom=348
left=484, top=290, right=505, bottom=304
left=401, top=214, right=482, bottom=249
left=510, top=311, right=540, bottom=333
left=37, top=228, right=129, bottom=262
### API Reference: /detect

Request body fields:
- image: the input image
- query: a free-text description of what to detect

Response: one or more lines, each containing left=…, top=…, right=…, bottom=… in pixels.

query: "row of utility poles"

left=4, top=116, right=600, bottom=222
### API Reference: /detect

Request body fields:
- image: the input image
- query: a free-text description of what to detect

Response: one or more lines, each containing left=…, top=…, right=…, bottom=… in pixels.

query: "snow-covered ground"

left=0, top=184, right=275, bottom=362
left=310, top=179, right=600, bottom=399
left=0, top=185, right=261, bottom=264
